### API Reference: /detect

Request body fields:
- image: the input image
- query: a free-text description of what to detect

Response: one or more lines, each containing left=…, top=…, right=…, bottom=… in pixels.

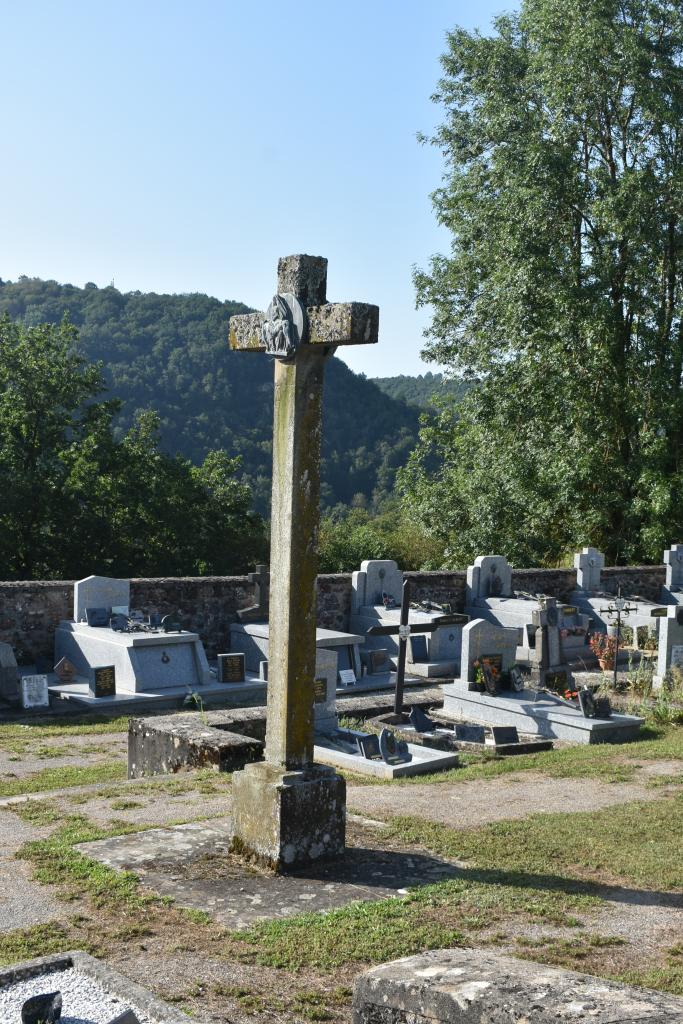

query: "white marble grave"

left=441, top=618, right=643, bottom=744
left=464, top=554, right=590, bottom=660
left=350, top=559, right=462, bottom=676
left=52, top=574, right=212, bottom=705
left=569, top=547, right=665, bottom=647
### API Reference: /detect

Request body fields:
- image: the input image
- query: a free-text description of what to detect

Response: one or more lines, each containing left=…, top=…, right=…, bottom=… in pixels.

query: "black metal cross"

left=367, top=579, right=468, bottom=713
left=598, top=586, right=636, bottom=689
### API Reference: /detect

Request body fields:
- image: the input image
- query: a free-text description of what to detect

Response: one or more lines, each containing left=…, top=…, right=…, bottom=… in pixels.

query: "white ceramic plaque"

left=21, top=674, right=50, bottom=709
left=338, top=669, right=357, bottom=687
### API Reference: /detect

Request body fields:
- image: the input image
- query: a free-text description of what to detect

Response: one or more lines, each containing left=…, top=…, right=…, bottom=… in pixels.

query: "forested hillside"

left=0, top=277, right=420, bottom=511
left=372, top=372, right=468, bottom=408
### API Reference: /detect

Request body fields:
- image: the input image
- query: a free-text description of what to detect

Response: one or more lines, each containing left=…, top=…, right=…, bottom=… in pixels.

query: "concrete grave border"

left=0, top=950, right=194, bottom=1023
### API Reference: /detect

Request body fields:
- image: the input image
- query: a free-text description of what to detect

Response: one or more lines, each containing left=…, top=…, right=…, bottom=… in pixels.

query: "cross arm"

left=229, top=302, right=379, bottom=352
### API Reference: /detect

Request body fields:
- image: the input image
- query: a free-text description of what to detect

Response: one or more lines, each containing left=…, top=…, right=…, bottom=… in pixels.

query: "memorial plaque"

left=650, top=607, right=668, bottom=618
left=90, top=665, right=116, bottom=699
left=338, top=668, right=357, bottom=687
left=217, top=653, right=246, bottom=684
left=86, top=607, right=110, bottom=627
left=671, top=645, right=683, bottom=669
left=562, top=606, right=578, bottom=616
left=21, top=674, right=49, bottom=709
left=408, top=634, right=429, bottom=663
left=510, top=666, right=525, bottom=692
left=54, top=657, right=77, bottom=682
left=491, top=725, right=519, bottom=745
left=313, top=676, right=328, bottom=703
left=454, top=723, right=486, bottom=744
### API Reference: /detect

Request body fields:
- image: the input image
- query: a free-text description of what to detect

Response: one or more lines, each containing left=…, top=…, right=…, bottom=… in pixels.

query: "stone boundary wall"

left=0, top=565, right=667, bottom=665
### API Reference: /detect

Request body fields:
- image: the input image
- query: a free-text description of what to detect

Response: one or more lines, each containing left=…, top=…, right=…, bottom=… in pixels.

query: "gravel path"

left=0, top=811, right=65, bottom=931
left=346, top=762, right=682, bottom=827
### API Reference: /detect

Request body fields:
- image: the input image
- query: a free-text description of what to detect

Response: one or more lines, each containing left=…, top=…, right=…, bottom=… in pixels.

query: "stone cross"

left=228, top=255, right=379, bottom=870
left=237, top=564, right=270, bottom=623
left=574, top=547, right=605, bottom=592
left=664, top=544, right=683, bottom=590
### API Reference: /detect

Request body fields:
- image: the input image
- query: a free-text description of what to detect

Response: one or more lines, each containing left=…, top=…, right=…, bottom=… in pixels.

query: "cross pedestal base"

left=230, top=761, right=346, bottom=872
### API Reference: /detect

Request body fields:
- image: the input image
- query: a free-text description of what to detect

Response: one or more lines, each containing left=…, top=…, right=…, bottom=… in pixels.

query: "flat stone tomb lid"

left=231, top=623, right=364, bottom=645
left=358, top=607, right=448, bottom=623
left=59, top=622, right=199, bottom=646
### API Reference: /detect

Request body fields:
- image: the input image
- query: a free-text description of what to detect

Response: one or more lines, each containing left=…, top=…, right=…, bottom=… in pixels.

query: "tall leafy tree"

left=402, top=0, right=683, bottom=565
left=0, top=315, right=266, bottom=578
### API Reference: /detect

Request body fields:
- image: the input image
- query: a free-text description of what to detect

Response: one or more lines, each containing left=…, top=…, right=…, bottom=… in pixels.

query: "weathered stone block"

left=128, top=713, right=263, bottom=778
left=353, top=948, right=683, bottom=1023
left=230, top=760, right=345, bottom=871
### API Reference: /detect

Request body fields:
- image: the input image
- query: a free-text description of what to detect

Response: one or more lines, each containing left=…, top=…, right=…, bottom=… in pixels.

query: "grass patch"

left=0, top=923, right=74, bottom=967
left=385, top=792, right=683, bottom=891
left=343, top=725, right=683, bottom=788
left=0, top=761, right=126, bottom=798
left=0, top=716, right=129, bottom=754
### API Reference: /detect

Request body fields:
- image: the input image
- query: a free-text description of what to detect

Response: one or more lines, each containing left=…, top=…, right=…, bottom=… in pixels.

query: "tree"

left=0, top=315, right=267, bottom=579
left=402, top=0, right=683, bottom=566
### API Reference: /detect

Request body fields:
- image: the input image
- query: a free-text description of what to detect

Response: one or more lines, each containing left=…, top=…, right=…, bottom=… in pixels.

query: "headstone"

left=663, top=544, right=683, bottom=598
left=378, top=727, right=411, bottom=764
left=0, top=643, right=20, bottom=704
left=89, top=665, right=116, bottom=699
left=655, top=606, right=683, bottom=685
left=74, top=575, right=130, bottom=623
left=21, top=991, right=62, bottom=1024
left=574, top=547, right=605, bottom=592
left=361, top=648, right=388, bottom=674
left=459, top=618, right=518, bottom=688
left=229, top=254, right=378, bottom=870
left=217, top=653, right=246, bottom=684
left=237, top=564, right=271, bottom=623
left=352, top=559, right=404, bottom=613
left=20, top=675, right=50, bottom=710
left=454, top=723, right=486, bottom=744
left=466, top=555, right=513, bottom=604
left=408, top=705, right=436, bottom=733
left=491, top=725, right=519, bottom=745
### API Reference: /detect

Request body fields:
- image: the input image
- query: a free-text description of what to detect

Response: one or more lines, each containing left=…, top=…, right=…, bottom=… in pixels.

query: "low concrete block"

left=353, top=948, right=683, bottom=1023
left=128, top=712, right=263, bottom=778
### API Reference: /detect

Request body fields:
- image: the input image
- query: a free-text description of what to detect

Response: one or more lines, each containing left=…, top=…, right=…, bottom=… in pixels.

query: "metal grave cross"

left=599, top=586, right=636, bottom=688
left=367, top=579, right=468, bottom=713
left=230, top=254, right=378, bottom=756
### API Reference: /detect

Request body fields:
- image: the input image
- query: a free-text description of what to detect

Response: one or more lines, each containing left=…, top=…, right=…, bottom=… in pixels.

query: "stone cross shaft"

left=230, top=256, right=379, bottom=770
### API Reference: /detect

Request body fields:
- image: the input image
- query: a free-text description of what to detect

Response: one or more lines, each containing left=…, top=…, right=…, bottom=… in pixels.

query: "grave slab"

left=352, top=947, right=683, bottom=1024
left=441, top=686, right=644, bottom=743
left=76, top=820, right=461, bottom=930
left=230, top=622, right=364, bottom=677
left=313, top=737, right=459, bottom=779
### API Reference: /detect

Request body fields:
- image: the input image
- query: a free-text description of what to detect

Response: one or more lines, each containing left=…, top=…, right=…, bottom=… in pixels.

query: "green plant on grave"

left=625, top=655, right=654, bottom=699
left=184, top=690, right=209, bottom=726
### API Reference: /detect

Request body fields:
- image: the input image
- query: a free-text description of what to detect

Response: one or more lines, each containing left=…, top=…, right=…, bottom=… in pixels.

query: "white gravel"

left=0, top=967, right=149, bottom=1023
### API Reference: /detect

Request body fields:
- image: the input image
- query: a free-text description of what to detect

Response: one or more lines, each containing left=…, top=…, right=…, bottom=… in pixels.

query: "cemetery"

left=0, top=258, right=681, bottom=1022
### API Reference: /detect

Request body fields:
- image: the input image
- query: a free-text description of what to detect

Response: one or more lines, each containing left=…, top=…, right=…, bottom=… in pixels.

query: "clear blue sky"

left=1, top=1, right=511, bottom=377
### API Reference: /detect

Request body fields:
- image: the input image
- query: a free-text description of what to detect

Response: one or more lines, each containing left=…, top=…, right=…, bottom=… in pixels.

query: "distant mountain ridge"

left=372, top=372, right=468, bottom=408
left=0, top=277, right=422, bottom=511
